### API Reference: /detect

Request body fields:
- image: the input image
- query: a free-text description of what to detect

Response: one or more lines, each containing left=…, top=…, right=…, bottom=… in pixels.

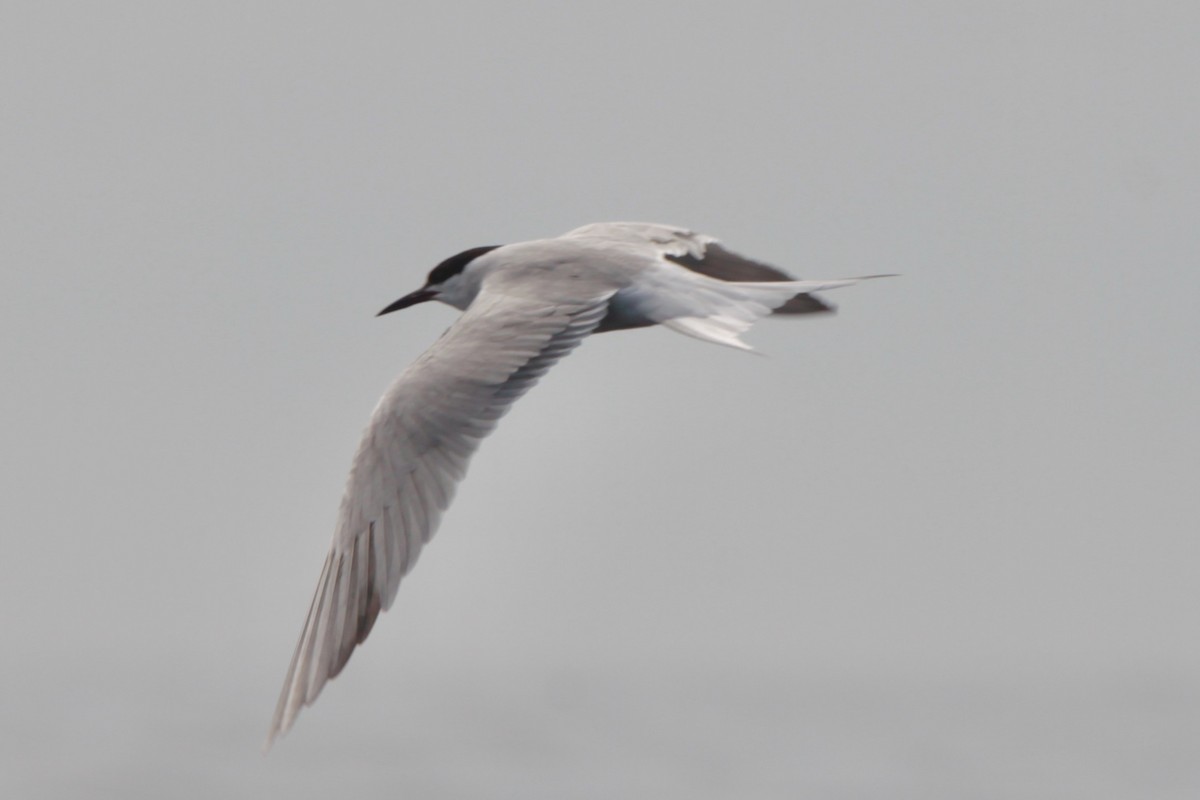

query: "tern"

left=267, top=222, right=883, bottom=745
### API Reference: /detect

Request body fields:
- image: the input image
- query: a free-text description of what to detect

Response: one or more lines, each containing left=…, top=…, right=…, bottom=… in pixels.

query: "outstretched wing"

left=561, top=222, right=833, bottom=315
left=267, top=277, right=617, bottom=746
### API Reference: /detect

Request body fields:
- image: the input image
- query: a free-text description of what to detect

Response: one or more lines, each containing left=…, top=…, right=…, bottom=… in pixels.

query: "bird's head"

left=377, top=245, right=502, bottom=316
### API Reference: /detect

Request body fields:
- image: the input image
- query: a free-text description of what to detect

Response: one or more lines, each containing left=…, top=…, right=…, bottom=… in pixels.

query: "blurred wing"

left=562, top=222, right=833, bottom=314
left=663, top=243, right=833, bottom=315
left=562, top=221, right=717, bottom=258
left=267, top=279, right=616, bottom=745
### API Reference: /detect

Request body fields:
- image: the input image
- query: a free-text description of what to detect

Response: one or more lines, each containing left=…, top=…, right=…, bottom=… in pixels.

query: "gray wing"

left=664, top=243, right=832, bottom=315
left=267, top=280, right=616, bottom=745
left=563, top=222, right=833, bottom=315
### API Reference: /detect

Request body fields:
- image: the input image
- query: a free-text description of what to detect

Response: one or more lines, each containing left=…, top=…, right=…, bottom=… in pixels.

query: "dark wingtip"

left=773, top=294, right=836, bottom=316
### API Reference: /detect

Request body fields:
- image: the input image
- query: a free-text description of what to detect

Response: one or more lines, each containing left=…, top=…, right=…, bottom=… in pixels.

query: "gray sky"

left=3, top=2, right=1198, bottom=797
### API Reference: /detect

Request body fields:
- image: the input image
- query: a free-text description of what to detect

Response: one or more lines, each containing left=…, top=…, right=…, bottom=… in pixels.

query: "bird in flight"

left=267, top=222, right=883, bottom=745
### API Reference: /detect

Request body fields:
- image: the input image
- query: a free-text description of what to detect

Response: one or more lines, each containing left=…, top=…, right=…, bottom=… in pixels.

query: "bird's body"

left=267, top=222, right=882, bottom=745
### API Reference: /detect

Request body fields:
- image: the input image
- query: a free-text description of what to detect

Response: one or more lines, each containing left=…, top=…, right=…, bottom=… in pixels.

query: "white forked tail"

left=660, top=275, right=891, bottom=351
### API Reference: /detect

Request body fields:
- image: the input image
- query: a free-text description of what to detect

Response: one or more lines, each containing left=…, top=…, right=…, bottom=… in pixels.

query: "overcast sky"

left=3, top=3, right=1198, bottom=797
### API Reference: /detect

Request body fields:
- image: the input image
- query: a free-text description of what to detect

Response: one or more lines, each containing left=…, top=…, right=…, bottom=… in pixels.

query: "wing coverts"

left=267, top=286, right=615, bottom=743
